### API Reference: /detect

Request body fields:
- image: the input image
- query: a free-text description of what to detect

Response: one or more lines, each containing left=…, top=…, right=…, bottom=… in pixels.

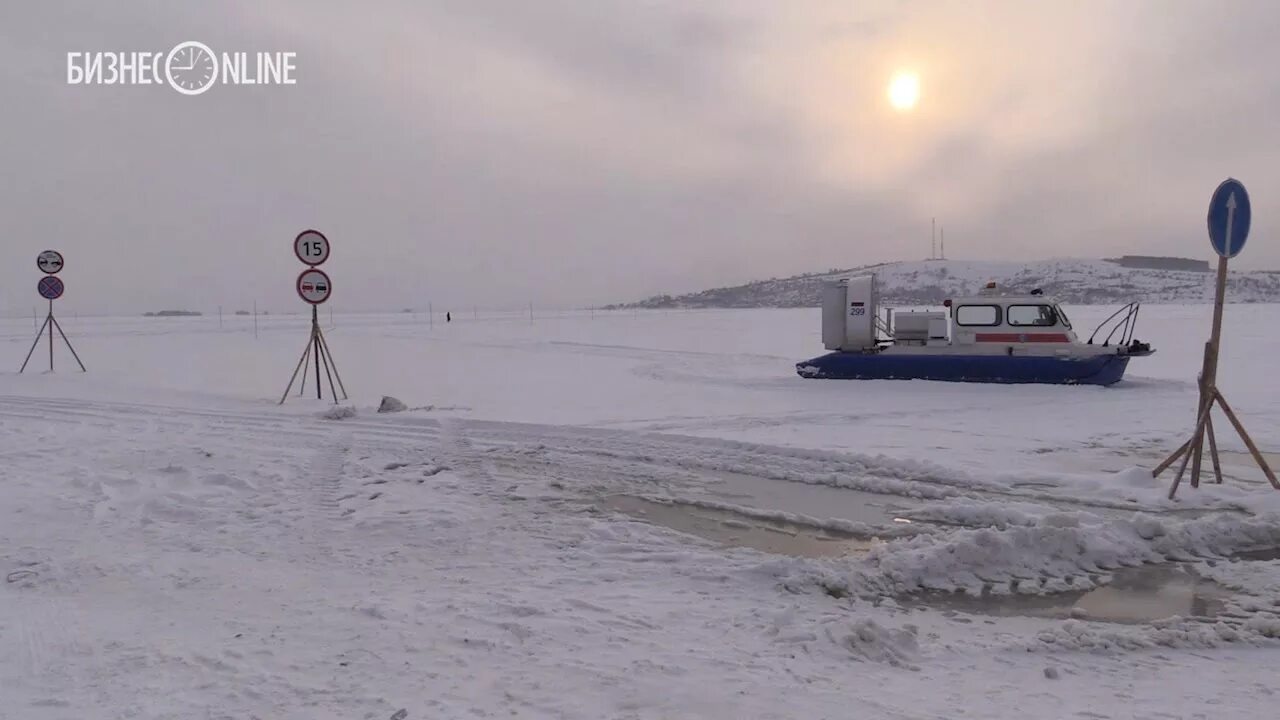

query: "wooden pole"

left=312, top=308, right=322, bottom=400
left=1205, top=414, right=1224, bottom=484
left=50, top=315, right=86, bottom=371
left=1214, top=389, right=1280, bottom=489
left=299, top=339, right=311, bottom=396
left=317, top=329, right=338, bottom=404
left=1168, top=403, right=1212, bottom=499
left=1190, top=343, right=1214, bottom=487
left=279, top=337, right=312, bottom=404
left=1193, top=256, right=1230, bottom=487
left=317, top=330, right=348, bottom=400
left=19, top=314, right=52, bottom=373
left=1154, top=437, right=1192, bottom=477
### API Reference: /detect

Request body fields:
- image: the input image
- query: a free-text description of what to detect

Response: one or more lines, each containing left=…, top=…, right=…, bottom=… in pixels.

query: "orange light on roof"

left=985, top=281, right=997, bottom=289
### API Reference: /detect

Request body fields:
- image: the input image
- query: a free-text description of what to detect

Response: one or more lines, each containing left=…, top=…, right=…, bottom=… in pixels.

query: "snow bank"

left=319, top=405, right=357, bottom=420
left=1031, top=617, right=1257, bottom=652
left=768, top=511, right=1280, bottom=598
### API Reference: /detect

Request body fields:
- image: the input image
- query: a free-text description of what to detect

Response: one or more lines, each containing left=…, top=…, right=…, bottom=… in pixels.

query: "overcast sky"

left=2, top=0, right=1279, bottom=314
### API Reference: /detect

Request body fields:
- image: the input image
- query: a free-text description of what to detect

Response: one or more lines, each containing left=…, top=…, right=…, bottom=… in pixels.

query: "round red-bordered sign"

left=38, top=276, right=64, bottom=300
left=294, top=229, right=330, bottom=266
left=37, top=250, right=65, bottom=275
left=296, top=268, right=332, bottom=305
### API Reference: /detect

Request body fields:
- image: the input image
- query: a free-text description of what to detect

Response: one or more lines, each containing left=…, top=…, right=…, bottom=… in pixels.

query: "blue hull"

left=796, top=352, right=1131, bottom=386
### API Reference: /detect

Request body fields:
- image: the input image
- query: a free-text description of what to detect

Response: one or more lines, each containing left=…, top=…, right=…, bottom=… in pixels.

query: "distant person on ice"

left=446, top=312, right=451, bottom=323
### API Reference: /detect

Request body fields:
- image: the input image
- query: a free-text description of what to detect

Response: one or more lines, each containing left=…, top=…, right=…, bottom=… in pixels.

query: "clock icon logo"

left=165, top=41, right=218, bottom=96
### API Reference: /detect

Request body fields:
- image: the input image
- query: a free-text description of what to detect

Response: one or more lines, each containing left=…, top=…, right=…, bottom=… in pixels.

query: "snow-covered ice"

left=2, top=305, right=1279, bottom=718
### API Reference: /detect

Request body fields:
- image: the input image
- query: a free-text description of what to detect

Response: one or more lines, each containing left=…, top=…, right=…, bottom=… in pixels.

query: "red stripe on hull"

left=975, top=333, right=1071, bottom=343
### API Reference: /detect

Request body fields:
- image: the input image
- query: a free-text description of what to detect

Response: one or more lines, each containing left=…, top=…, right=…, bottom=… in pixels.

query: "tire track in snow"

left=0, top=394, right=1183, bottom=521
left=281, top=433, right=355, bottom=569
left=8, top=595, right=81, bottom=685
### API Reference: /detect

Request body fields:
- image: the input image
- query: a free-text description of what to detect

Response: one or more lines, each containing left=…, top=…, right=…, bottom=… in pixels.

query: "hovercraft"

left=796, top=274, right=1153, bottom=386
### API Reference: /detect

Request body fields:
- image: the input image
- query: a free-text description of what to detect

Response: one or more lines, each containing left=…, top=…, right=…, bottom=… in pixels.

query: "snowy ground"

left=2, top=305, right=1279, bottom=719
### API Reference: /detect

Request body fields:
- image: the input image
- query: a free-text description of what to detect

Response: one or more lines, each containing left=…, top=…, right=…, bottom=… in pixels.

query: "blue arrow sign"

left=1207, top=178, right=1251, bottom=258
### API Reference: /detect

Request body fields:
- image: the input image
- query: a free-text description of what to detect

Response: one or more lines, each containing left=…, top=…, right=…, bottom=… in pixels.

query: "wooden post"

left=313, top=307, right=322, bottom=400
left=279, top=338, right=311, bottom=404
left=1154, top=437, right=1192, bottom=477
left=1192, top=256, right=1229, bottom=488
left=298, top=337, right=311, bottom=396
left=1189, top=343, right=1213, bottom=487
left=20, top=314, right=51, bottom=373
left=316, top=329, right=348, bottom=400
left=1168, top=401, right=1212, bottom=499
left=50, top=315, right=86, bottom=371
left=1205, top=415, right=1224, bottom=484
left=1214, top=389, right=1280, bottom=489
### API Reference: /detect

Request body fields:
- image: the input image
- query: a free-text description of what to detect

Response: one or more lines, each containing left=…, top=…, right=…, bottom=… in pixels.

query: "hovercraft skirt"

left=796, top=352, right=1131, bottom=386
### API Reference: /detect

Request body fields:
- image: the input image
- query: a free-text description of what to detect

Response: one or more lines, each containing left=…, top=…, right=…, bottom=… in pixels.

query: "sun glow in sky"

left=888, top=71, right=921, bottom=111
left=4, top=2, right=1280, bottom=314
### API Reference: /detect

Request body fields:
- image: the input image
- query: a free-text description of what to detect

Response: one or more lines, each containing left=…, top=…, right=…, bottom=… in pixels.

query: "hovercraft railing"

left=1087, top=302, right=1141, bottom=347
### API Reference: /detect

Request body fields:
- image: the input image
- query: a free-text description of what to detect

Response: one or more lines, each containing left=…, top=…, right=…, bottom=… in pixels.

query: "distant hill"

left=612, top=258, right=1280, bottom=308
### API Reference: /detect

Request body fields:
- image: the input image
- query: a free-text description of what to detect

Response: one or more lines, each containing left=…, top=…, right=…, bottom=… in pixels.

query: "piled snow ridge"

left=1032, top=617, right=1259, bottom=652
left=319, top=405, right=357, bottom=420
left=769, top=510, right=1280, bottom=599
left=824, top=619, right=921, bottom=669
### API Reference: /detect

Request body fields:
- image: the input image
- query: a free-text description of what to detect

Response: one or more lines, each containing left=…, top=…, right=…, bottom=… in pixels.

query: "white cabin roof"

left=950, top=294, right=1060, bottom=305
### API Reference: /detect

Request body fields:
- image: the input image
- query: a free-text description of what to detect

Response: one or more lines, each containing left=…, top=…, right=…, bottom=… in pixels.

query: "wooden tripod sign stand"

left=280, top=305, right=348, bottom=405
left=1156, top=179, right=1279, bottom=498
left=280, top=231, right=347, bottom=405
left=21, top=253, right=85, bottom=373
left=21, top=298, right=86, bottom=374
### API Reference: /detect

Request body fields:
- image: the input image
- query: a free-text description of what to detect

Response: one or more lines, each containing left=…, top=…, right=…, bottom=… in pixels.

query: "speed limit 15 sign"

left=294, top=230, right=330, bottom=266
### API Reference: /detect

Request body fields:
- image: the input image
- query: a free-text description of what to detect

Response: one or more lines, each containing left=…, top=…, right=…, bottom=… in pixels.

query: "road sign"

left=38, top=276, right=64, bottom=300
left=294, top=229, right=330, bottom=266
left=1208, top=178, right=1251, bottom=258
left=37, top=250, right=64, bottom=274
left=297, top=268, right=332, bottom=304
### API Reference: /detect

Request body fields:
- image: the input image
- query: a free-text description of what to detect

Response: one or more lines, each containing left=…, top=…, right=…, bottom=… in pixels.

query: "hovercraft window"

left=1007, top=304, right=1058, bottom=327
left=955, top=305, right=1001, bottom=326
left=1055, top=305, right=1072, bottom=329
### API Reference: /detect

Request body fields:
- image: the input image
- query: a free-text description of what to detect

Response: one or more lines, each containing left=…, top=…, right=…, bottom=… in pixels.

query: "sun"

left=888, top=71, right=921, bottom=111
